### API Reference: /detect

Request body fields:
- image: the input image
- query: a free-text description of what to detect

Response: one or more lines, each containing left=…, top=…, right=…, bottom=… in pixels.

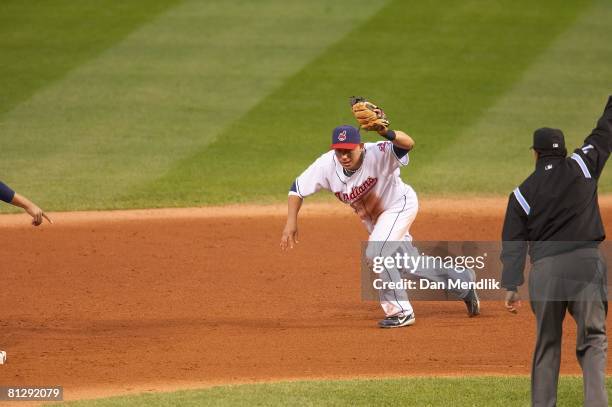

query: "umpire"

left=501, top=96, right=612, bottom=407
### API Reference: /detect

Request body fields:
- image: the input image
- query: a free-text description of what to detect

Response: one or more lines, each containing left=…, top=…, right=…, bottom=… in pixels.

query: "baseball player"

left=0, top=180, right=52, bottom=364
left=280, top=98, right=480, bottom=328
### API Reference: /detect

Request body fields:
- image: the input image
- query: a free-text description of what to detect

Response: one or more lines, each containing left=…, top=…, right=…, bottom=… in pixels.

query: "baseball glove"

left=350, top=96, right=389, bottom=132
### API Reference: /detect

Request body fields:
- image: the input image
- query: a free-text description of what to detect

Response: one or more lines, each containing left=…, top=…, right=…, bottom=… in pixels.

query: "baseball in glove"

left=350, top=96, right=389, bottom=132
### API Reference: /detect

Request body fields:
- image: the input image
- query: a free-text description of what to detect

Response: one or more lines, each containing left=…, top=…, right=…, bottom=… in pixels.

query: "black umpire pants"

left=529, top=247, right=608, bottom=407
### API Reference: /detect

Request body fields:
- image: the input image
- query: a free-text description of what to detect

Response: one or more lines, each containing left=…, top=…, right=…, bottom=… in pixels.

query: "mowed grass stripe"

left=56, top=377, right=612, bottom=406
left=0, top=0, right=388, bottom=212
left=135, top=0, right=590, bottom=206
left=0, top=0, right=181, bottom=117
left=414, top=0, right=612, bottom=196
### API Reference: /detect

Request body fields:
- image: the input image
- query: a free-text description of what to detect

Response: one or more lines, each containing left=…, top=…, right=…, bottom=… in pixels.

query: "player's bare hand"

left=25, top=204, right=52, bottom=227
left=504, top=290, right=521, bottom=314
left=280, top=224, right=299, bottom=250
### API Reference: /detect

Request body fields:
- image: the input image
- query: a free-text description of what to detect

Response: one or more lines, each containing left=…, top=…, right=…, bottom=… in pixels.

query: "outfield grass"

left=0, top=0, right=181, bottom=117
left=56, top=377, right=611, bottom=406
left=0, top=0, right=387, bottom=211
left=143, top=0, right=606, bottom=205
left=1, top=0, right=611, bottom=211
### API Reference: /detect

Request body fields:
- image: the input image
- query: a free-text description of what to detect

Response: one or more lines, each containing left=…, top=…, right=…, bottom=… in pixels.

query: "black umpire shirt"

left=501, top=96, right=612, bottom=291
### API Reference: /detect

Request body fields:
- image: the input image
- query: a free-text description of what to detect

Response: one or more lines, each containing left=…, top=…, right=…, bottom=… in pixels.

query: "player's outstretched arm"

left=280, top=195, right=303, bottom=250
left=378, top=129, right=414, bottom=151
left=10, top=192, right=53, bottom=226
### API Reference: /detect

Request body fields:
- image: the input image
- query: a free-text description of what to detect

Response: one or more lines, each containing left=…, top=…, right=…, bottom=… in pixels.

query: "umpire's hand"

left=504, top=290, right=521, bottom=314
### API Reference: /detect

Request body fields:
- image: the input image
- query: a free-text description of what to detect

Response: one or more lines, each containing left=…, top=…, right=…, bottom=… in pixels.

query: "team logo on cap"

left=338, top=130, right=347, bottom=141
left=553, top=143, right=559, bottom=148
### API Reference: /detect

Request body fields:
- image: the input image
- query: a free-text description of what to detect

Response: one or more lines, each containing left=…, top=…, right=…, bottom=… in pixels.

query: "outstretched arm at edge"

left=11, top=192, right=53, bottom=226
left=0, top=181, right=52, bottom=226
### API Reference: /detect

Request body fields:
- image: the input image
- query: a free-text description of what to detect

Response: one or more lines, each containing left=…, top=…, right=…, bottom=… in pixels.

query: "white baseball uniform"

left=290, top=141, right=474, bottom=317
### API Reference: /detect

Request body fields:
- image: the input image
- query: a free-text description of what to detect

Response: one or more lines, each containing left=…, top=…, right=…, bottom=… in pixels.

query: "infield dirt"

left=1, top=197, right=611, bottom=402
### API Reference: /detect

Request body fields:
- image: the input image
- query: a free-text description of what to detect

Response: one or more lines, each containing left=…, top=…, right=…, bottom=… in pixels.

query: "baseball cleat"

left=464, top=289, right=480, bottom=317
left=378, top=313, right=415, bottom=328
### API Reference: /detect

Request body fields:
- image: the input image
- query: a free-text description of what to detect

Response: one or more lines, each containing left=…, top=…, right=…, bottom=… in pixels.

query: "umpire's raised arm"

left=572, top=95, right=612, bottom=179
